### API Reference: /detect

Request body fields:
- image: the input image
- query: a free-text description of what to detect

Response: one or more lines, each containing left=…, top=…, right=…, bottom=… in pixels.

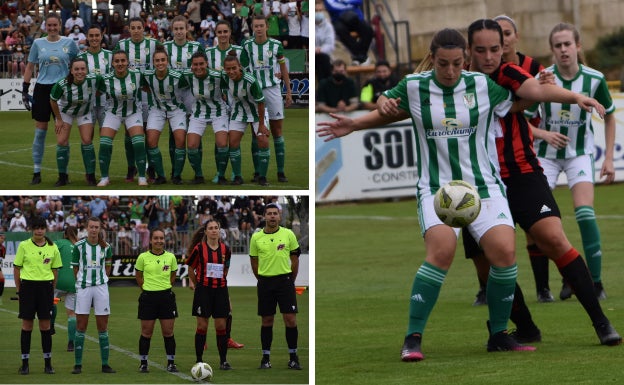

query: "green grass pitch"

left=0, top=109, right=309, bottom=190
left=316, top=183, right=624, bottom=385
left=0, top=285, right=309, bottom=384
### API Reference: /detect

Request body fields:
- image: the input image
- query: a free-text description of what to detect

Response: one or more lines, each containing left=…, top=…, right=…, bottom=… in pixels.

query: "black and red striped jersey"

left=187, top=241, right=231, bottom=289
left=489, top=62, right=543, bottom=178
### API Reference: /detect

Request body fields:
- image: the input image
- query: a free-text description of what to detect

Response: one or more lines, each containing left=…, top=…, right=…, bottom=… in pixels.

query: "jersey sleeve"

left=383, top=76, right=409, bottom=112
left=170, top=253, right=178, bottom=272
left=135, top=253, right=144, bottom=272
left=71, top=244, right=80, bottom=267
left=50, top=82, right=64, bottom=101
left=224, top=245, right=231, bottom=268
left=186, top=245, right=199, bottom=269
left=251, top=78, right=265, bottom=103
left=288, top=230, right=301, bottom=256
left=105, top=245, right=113, bottom=263
left=14, top=242, right=26, bottom=267
left=239, top=48, right=250, bottom=69
left=27, top=40, right=39, bottom=63
left=485, top=76, right=513, bottom=118
left=594, top=76, right=615, bottom=114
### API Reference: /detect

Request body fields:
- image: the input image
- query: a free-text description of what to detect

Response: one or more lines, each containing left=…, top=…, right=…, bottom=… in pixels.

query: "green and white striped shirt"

left=384, top=70, right=512, bottom=199
left=141, top=69, right=189, bottom=112
left=534, top=64, right=615, bottom=159
left=164, top=40, right=205, bottom=70
left=222, top=72, right=265, bottom=122
left=242, top=37, right=285, bottom=88
left=77, top=49, right=112, bottom=107
left=206, top=44, right=248, bottom=71
left=71, top=238, right=112, bottom=289
left=183, top=68, right=227, bottom=119
left=78, top=49, right=113, bottom=107
left=98, top=69, right=142, bottom=117
left=115, top=37, right=161, bottom=71
left=50, top=74, right=101, bottom=116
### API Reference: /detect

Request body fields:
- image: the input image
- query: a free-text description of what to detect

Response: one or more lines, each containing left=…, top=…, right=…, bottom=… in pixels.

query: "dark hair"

left=223, top=49, right=240, bottom=65
left=252, top=14, right=268, bottom=24
left=171, top=15, right=187, bottom=27
left=265, top=203, right=280, bottom=212
left=467, top=19, right=503, bottom=48
left=64, top=225, right=78, bottom=242
left=128, top=16, right=144, bottom=26
left=153, top=44, right=168, bottom=62
left=375, top=60, right=391, bottom=69
left=429, top=28, right=467, bottom=56
left=112, top=49, right=128, bottom=61
left=45, top=12, right=61, bottom=24
left=191, top=50, right=208, bottom=62
left=66, top=57, right=88, bottom=84
left=88, top=24, right=103, bottom=33
left=31, top=216, right=47, bottom=229
left=332, top=58, right=346, bottom=68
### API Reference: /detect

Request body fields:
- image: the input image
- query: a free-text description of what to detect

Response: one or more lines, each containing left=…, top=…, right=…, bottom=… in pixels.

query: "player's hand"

left=600, top=158, right=616, bottom=184
left=284, top=92, right=293, bottom=108
left=537, top=70, right=556, bottom=85
left=22, top=82, right=31, bottom=111
left=316, top=113, right=356, bottom=141
left=577, top=96, right=605, bottom=118
left=378, top=96, right=401, bottom=116
left=257, top=124, right=270, bottom=137
left=543, top=131, right=570, bottom=149
left=54, top=119, right=64, bottom=134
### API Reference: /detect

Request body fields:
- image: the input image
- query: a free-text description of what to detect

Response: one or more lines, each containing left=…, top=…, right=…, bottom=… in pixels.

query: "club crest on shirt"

left=277, top=243, right=285, bottom=251
left=162, top=265, right=170, bottom=271
left=144, top=47, right=150, bottom=55
left=463, top=93, right=475, bottom=109
left=43, top=257, right=51, bottom=264
left=63, top=47, right=69, bottom=53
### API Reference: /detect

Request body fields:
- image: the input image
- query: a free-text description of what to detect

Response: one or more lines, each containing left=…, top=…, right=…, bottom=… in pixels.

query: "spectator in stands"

left=111, top=0, right=128, bottom=21
left=118, top=212, right=129, bottom=229
left=314, top=2, right=334, bottom=83
left=68, top=25, right=87, bottom=49
left=177, top=0, right=188, bottom=17
left=323, top=0, right=373, bottom=65
left=10, top=43, right=26, bottom=77
left=155, top=11, right=170, bottom=33
left=95, top=0, right=110, bottom=25
left=9, top=209, right=28, bottom=231
left=108, top=11, right=125, bottom=48
left=225, top=208, right=240, bottom=241
left=128, top=0, right=141, bottom=20
left=92, top=11, right=109, bottom=46
left=359, top=60, right=398, bottom=110
left=66, top=210, right=78, bottom=227
left=36, top=196, right=51, bottom=219
left=281, top=0, right=300, bottom=49
left=117, top=225, right=133, bottom=254
left=239, top=207, right=253, bottom=232
left=0, top=13, right=13, bottom=41
left=0, top=41, right=12, bottom=77
left=218, top=0, right=232, bottom=22
left=57, top=0, right=77, bottom=34
left=143, top=197, right=161, bottom=230
left=129, top=197, right=145, bottom=226
left=300, top=0, right=308, bottom=49
left=0, top=4, right=17, bottom=26
left=186, top=0, right=203, bottom=37
left=65, top=11, right=85, bottom=36
left=88, top=196, right=108, bottom=219
left=199, top=13, right=216, bottom=45
left=16, top=9, right=33, bottom=38
left=77, top=0, right=92, bottom=30
left=173, top=198, right=189, bottom=252
left=316, top=59, right=358, bottom=113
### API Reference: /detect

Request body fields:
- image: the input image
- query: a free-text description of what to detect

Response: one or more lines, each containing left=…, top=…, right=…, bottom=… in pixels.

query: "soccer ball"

left=433, top=180, right=481, bottom=227
left=191, top=362, right=213, bottom=382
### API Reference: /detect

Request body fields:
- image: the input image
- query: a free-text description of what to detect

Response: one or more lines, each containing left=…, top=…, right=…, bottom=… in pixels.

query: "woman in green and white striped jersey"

left=96, top=50, right=148, bottom=187
left=222, top=52, right=271, bottom=186
left=49, top=58, right=102, bottom=187
left=140, top=45, right=191, bottom=185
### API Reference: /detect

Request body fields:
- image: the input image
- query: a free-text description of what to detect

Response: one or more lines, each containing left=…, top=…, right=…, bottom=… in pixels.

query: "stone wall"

left=374, top=0, right=624, bottom=68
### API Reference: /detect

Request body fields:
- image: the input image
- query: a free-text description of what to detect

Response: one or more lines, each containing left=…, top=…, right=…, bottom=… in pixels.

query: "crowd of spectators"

left=0, top=0, right=310, bottom=78
left=0, top=195, right=304, bottom=255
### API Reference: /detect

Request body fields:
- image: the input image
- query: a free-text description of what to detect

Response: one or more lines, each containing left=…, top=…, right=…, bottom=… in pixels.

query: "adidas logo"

left=502, top=294, right=515, bottom=302
left=497, top=213, right=508, bottom=220
left=540, top=205, right=551, bottom=214
left=577, top=170, right=586, bottom=176
left=411, top=294, right=426, bottom=303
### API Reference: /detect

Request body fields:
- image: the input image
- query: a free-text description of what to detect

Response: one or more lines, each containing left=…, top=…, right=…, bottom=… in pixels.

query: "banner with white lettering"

left=316, top=94, right=624, bottom=202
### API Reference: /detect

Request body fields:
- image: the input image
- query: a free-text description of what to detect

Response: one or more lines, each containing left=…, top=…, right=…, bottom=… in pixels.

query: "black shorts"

left=504, top=172, right=561, bottom=231
left=18, top=280, right=54, bottom=320
left=137, top=289, right=178, bottom=320
left=462, top=230, right=481, bottom=259
left=191, top=286, right=229, bottom=319
left=257, top=273, right=298, bottom=316
left=32, top=83, right=55, bottom=123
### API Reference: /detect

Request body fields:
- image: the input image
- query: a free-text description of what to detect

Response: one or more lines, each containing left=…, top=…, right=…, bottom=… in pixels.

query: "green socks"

left=188, top=148, right=203, bottom=177
left=257, top=148, right=270, bottom=177
left=575, top=206, right=602, bottom=282
left=273, top=136, right=285, bottom=173
left=80, top=143, right=96, bottom=174
left=68, top=317, right=76, bottom=343
left=147, top=147, right=165, bottom=178
left=74, top=331, right=85, bottom=365
left=98, top=137, right=114, bottom=178
left=124, top=131, right=135, bottom=169
left=56, top=145, right=70, bottom=174
left=99, top=331, right=110, bottom=366
left=230, top=146, right=242, bottom=177
left=406, top=262, right=447, bottom=336
left=173, top=148, right=186, bottom=178
left=131, top=135, right=146, bottom=178
left=486, top=264, right=518, bottom=334
left=216, top=146, right=229, bottom=177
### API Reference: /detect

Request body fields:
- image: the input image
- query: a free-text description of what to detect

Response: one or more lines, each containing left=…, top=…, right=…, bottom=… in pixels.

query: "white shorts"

left=229, top=120, right=259, bottom=134
left=92, top=105, right=106, bottom=128
left=146, top=108, right=187, bottom=132
left=262, top=85, right=284, bottom=121
left=103, top=111, right=143, bottom=131
left=54, top=289, right=76, bottom=311
left=188, top=115, right=230, bottom=136
left=59, top=111, right=93, bottom=126
left=181, top=88, right=195, bottom=113
left=75, top=284, right=111, bottom=316
left=418, top=194, right=514, bottom=244
left=539, top=155, right=594, bottom=189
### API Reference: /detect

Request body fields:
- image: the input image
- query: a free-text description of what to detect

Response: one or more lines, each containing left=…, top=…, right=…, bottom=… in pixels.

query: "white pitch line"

left=0, top=307, right=195, bottom=382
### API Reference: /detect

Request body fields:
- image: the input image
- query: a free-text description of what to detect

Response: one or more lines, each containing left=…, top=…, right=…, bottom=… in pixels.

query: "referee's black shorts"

left=32, top=83, right=55, bottom=122
left=138, top=289, right=178, bottom=320
left=192, top=286, right=229, bottom=319
left=18, top=280, right=54, bottom=320
left=257, top=273, right=298, bottom=316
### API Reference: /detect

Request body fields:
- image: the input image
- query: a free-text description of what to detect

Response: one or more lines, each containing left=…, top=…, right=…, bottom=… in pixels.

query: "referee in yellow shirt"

left=135, top=228, right=179, bottom=373
left=250, top=203, right=302, bottom=370
left=13, top=216, right=62, bottom=375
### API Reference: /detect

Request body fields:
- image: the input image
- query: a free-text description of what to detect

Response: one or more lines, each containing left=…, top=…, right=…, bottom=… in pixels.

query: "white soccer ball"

left=191, top=362, right=213, bottom=382
left=433, top=180, right=481, bottom=228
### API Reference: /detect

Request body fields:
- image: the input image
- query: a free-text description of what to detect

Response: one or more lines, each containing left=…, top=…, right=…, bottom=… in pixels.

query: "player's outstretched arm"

left=316, top=109, right=409, bottom=142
